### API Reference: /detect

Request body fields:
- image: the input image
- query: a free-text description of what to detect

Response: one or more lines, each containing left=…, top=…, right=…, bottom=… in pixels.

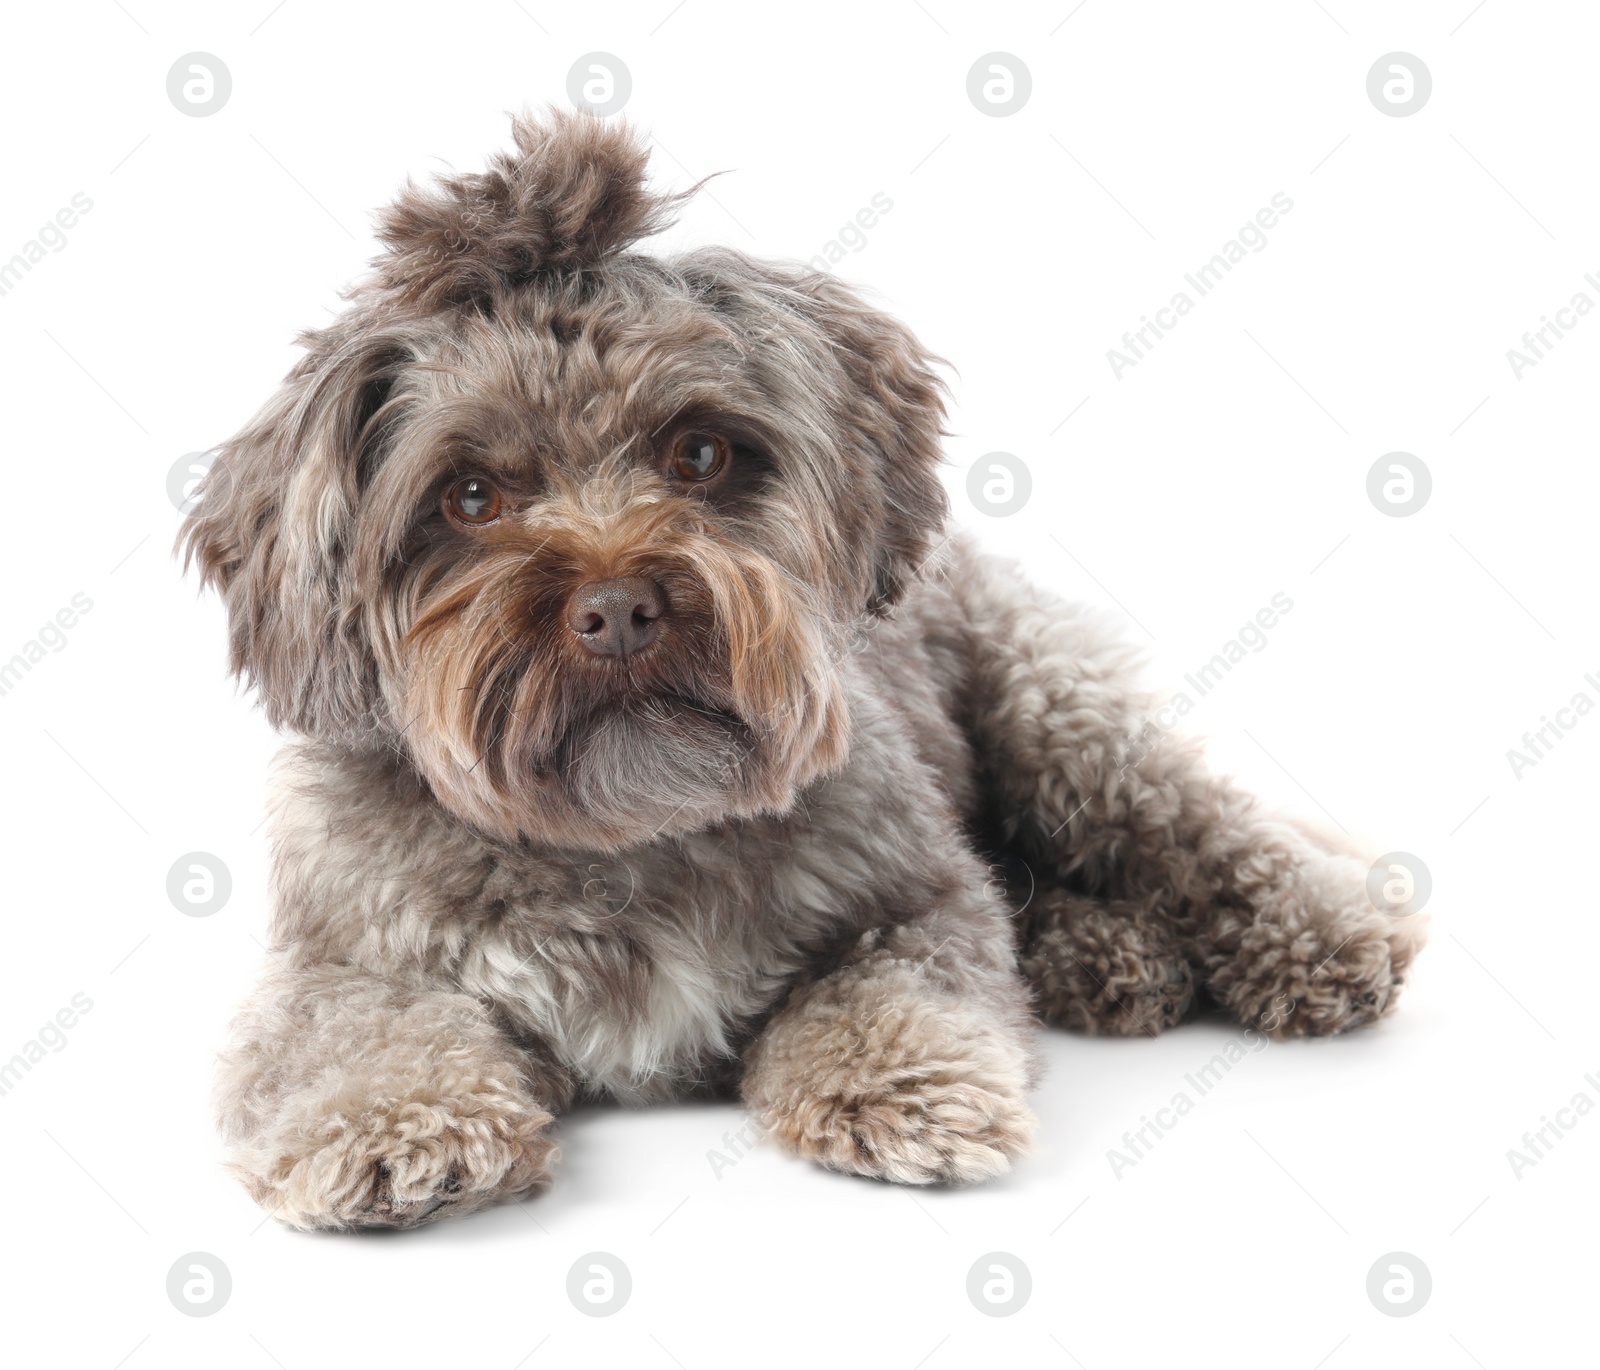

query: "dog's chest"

left=476, top=828, right=868, bottom=1103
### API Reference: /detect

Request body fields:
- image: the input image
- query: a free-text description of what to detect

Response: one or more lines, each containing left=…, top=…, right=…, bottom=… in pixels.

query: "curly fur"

left=182, top=110, right=1426, bottom=1230
left=374, top=105, right=696, bottom=310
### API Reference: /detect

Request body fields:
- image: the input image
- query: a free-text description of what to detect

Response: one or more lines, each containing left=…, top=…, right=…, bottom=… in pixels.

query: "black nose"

left=566, top=577, right=666, bottom=657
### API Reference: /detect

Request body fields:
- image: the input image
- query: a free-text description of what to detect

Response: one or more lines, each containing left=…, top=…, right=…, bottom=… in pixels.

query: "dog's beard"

left=560, top=695, right=752, bottom=827
left=388, top=523, right=849, bottom=850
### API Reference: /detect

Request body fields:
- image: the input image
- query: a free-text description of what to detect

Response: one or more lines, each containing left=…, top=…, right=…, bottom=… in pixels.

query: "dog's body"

left=187, top=111, right=1423, bottom=1229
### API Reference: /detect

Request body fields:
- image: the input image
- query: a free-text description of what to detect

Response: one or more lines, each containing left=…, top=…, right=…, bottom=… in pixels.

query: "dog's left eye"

left=444, top=476, right=503, bottom=526
left=667, top=432, right=730, bottom=482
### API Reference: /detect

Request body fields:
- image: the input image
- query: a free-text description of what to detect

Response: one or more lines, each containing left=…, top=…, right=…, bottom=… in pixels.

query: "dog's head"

left=181, top=109, right=948, bottom=849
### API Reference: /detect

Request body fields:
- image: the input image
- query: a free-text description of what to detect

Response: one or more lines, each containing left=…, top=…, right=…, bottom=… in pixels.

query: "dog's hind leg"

left=943, top=540, right=1426, bottom=1038
left=1016, top=886, right=1196, bottom=1037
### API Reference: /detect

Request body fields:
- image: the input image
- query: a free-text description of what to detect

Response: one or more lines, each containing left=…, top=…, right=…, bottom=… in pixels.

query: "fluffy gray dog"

left=182, top=109, right=1425, bottom=1230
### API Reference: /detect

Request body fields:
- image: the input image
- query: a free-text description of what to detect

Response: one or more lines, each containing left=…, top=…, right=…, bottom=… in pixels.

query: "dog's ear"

left=373, top=106, right=691, bottom=311
left=791, top=272, right=950, bottom=614
left=178, top=315, right=409, bottom=737
left=681, top=251, right=950, bottom=615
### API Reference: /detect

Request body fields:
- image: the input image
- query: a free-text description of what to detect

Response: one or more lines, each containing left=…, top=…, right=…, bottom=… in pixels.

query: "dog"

left=181, top=108, right=1425, bottom=1230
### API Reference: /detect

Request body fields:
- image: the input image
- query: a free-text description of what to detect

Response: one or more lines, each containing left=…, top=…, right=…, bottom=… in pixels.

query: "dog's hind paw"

left=1020, top=891, right=1197, bottom=1037
left=1204, top=846, right=1428, bottom=1038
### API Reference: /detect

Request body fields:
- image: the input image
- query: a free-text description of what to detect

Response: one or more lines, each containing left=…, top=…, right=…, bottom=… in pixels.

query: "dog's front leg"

left=217, top=962, right=570, bottom=1230
left=741, top=868, right=1038, bottom=1185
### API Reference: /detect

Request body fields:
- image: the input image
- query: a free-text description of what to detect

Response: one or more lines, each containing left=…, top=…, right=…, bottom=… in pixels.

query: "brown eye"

left=444, top=476, right=502, bottom=526
left=668, top=431, right=730, bottom=482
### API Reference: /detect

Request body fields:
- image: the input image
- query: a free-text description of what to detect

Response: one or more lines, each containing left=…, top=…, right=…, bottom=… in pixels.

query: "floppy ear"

left=178, top=315, right=410, bottom=738
left=786, top=270, right=950, bottom=614
left=678, top=250, right=950, bottom=615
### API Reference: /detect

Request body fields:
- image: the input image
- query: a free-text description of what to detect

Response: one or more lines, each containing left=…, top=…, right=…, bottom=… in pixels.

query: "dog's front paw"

left=765, top=1070, right=1034, bottom=1185
left=235, top=1078, right=557, bottom=1231
left=1206, top=848, right=1428, bottom=1038
left=744, top=977, right=1036, bottom=1185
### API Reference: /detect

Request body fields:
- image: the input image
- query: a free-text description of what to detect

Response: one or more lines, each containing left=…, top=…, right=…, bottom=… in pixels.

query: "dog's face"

left=182, top=110, right=948, bottom=850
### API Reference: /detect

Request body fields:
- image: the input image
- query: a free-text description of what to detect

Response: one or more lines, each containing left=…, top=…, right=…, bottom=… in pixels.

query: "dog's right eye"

left=444, top=476, right=503, bottom=527
left=667, top=431, right=731, bottom=483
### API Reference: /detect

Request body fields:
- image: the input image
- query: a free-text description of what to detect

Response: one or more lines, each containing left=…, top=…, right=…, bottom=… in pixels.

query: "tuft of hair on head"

left=371, top=105, right=693, bottom=312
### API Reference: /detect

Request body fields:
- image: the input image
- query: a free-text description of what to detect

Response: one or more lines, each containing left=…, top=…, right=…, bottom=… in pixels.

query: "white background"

left=1, top=1, right=1594, bottom=1366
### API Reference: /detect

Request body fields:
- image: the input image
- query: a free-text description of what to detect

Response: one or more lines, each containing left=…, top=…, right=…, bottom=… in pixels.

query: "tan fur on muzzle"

left=396, top=481, right=848, bottom=846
